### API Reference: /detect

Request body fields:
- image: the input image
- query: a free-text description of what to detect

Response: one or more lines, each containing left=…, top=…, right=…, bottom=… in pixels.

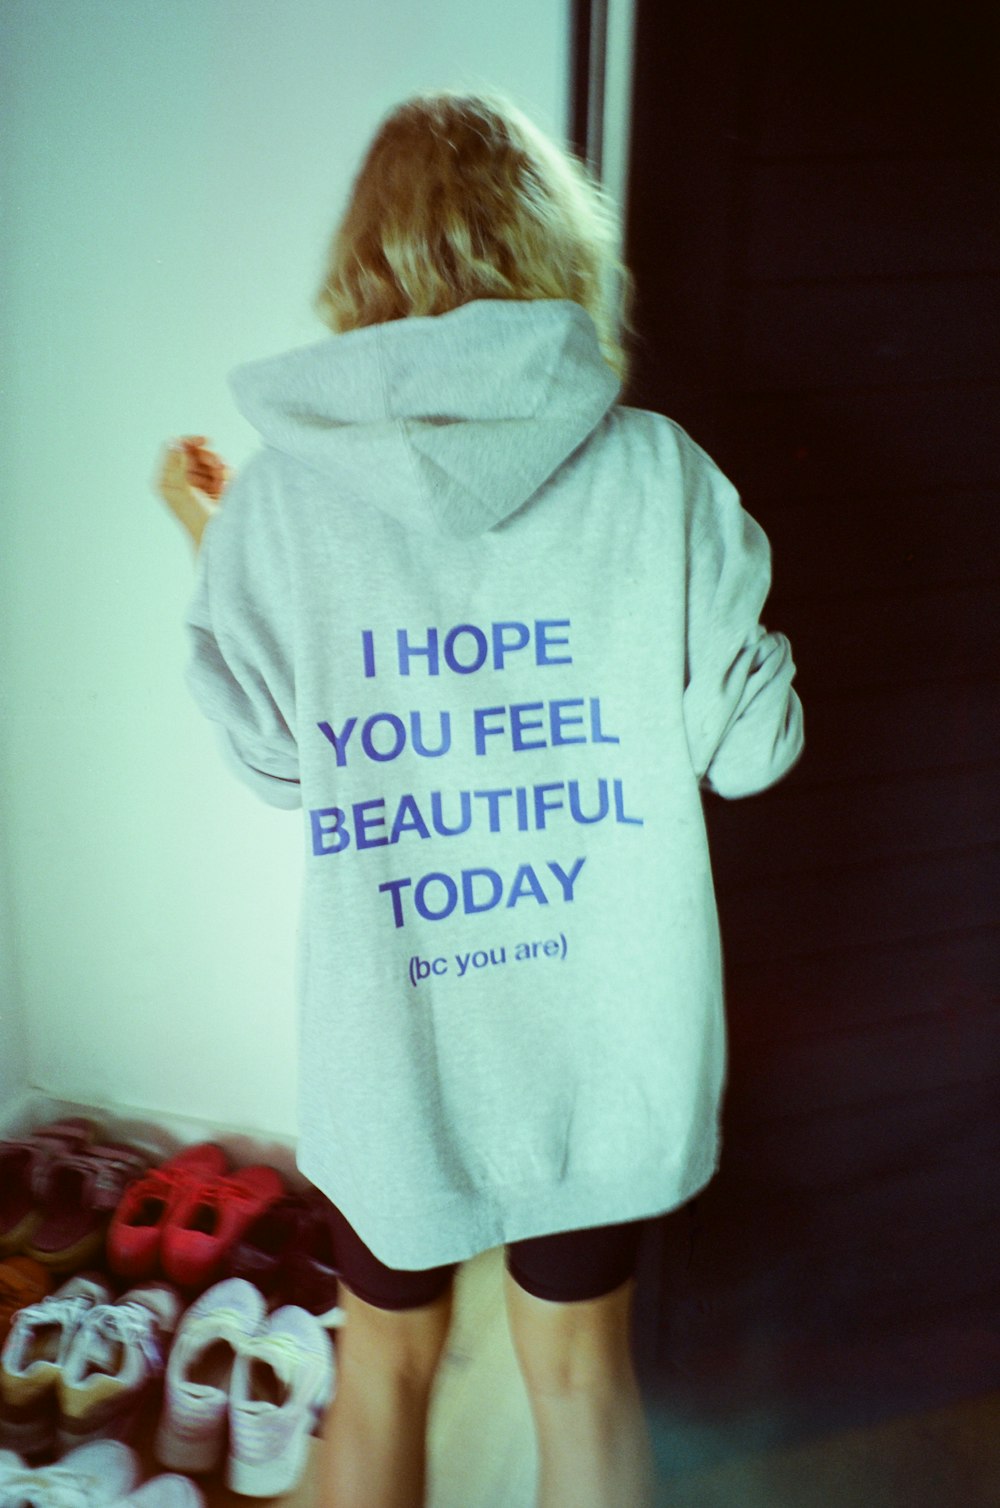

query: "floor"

left=127, top=1245, right=1000, bottom=1507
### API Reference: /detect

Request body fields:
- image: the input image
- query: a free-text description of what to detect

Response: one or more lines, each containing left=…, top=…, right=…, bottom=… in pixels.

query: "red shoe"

left=106, top=1143, right=229, bottom=1281
left=160, top=1165, right=285, bottom=1291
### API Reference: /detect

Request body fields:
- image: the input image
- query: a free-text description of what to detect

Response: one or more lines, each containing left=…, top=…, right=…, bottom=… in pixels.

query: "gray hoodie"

left=185, top=298, right=803, bottom=1267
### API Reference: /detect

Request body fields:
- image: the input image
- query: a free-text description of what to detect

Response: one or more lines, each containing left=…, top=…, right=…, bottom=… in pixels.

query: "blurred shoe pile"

left=0, top=1117, right=343, bottom=1504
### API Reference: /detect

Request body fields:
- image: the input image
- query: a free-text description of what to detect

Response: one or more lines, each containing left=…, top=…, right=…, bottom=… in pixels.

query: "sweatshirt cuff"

left=213, top=727, right=302, bottom=809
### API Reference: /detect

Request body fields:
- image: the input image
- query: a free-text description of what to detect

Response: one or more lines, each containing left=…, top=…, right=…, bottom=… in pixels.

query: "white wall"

left=0, top=0, right=569, bottom=1136
left=0, top=845, right=29, bottom=1120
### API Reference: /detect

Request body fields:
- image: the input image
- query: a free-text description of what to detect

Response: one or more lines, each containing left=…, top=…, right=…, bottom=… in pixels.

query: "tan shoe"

left=57, top=1281, right=182, bottom=1449
left=0, top=1272, right=112, bottom=1457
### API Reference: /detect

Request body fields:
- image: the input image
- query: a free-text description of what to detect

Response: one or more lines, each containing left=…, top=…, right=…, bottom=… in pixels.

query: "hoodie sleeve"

left=680, top=434, right=804, bottom=799
left=184, top=451, right=302, bottom=809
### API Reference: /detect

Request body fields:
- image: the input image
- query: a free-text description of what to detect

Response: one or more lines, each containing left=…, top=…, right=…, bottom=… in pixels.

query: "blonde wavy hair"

left=313, top=90, right=634, bottom=382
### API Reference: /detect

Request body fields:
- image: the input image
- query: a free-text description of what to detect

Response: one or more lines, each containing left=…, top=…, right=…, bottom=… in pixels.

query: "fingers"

left=173, top=435, right=228, bottom=500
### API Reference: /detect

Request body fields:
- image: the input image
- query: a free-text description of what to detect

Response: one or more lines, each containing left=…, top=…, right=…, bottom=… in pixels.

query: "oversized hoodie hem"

left=295, top=1142, right=721, bottom=1271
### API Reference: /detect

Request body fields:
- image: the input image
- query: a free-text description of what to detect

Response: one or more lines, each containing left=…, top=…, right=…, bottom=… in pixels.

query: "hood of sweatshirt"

left=227, top=298, right=621, bottom=539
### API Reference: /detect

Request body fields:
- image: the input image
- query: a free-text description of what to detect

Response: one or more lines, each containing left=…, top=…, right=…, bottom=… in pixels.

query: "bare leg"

left=316, top=1281, right=453, bottom=1508
left=504, top=1270, right=655, bottom=1508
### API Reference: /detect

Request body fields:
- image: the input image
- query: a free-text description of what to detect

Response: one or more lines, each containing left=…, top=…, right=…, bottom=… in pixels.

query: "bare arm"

left=154, top=435, right=230, bottom=555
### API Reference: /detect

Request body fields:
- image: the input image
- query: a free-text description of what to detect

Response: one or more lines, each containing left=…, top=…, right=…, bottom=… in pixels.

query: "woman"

left=156, top=91, right=803, bottom=1508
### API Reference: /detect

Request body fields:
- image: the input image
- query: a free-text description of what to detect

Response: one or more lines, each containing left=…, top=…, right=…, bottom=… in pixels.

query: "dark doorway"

left=620, top=0, right=999, bottom=1461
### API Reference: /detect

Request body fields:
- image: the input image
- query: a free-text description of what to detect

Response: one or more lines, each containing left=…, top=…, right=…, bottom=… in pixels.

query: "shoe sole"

left=226, top=1371, right=334, bottom=1498
left=57, top=1384, right=149, bottom=1451
left=154, top=1407, right=227, bottom=1475
left=226, top=1425, right=312, bottom=1498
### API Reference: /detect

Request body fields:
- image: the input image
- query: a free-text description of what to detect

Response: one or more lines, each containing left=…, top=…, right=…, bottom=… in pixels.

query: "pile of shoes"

left=0, top=1117, right=344, bottom=1503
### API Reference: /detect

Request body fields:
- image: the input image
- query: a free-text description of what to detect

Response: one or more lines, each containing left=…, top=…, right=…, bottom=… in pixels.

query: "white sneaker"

left=0, top=1275, right=113, bottom=1457
left=16, top=1439, right=141, bottom=1505
left=154, top=1279, right=265, bottom=1475
left=226, top=1304, right=335, bottom=1497
left=58, top=1284, right=182, bottom=1449
left=117, top=1474, right=205, bottom=1507
left=0, top=1446, right=38, bottom=1501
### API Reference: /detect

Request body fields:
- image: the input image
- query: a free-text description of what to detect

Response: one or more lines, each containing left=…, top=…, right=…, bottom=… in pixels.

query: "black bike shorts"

left=327, top=1201, right=651, bottom=1311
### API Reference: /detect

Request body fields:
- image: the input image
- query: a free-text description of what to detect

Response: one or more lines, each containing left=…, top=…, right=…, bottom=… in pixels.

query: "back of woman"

left=164, top=89, right=803, bottom=1508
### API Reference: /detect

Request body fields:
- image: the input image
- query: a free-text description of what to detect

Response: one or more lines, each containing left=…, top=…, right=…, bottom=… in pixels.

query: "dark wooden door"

left=624, top=0, right=1000, bottom=1454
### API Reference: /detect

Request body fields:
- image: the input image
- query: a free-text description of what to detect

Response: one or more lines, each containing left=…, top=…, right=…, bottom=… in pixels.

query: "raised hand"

left=154, top=435, right=232, bottom=550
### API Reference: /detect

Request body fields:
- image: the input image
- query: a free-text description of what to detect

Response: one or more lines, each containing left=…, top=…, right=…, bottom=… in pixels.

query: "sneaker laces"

left=14, top=1293, right=98, bottom=1362
left=237, top=1329, right=330, bottom=1402
left=77, top=1301, right=165, bottom=1375
left=20, top=1292, right=93, bottom=1328
left=41, top=1152, right=143, bottom=1212
left=178, top=1302, right=262, bottom=1374
left=185, top=1180, right=260, bottom=1224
